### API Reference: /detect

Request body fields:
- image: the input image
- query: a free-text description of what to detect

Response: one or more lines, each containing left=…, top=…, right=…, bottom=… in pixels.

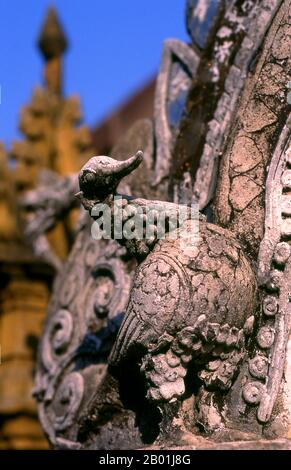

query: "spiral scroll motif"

left=53, top=372, right=84, bottom=431
left=42, top=309, right=73, bottom=370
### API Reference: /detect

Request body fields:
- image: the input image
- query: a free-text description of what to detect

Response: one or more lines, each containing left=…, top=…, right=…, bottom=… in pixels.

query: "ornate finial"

left=38, top=6, right=68, bottom=60
left=38, top=7, right=68, bottom=94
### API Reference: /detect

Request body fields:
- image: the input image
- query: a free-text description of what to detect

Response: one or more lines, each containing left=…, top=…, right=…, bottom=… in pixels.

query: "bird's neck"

left=90, top=193, right=200, bottom=260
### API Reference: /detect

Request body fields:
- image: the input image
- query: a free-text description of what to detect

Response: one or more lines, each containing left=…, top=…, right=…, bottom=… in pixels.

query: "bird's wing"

left=109, top=253, right=191, bottom=366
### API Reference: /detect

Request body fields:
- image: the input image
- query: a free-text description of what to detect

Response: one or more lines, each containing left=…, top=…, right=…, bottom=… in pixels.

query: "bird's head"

left=76, top=150, right=143, bottom=210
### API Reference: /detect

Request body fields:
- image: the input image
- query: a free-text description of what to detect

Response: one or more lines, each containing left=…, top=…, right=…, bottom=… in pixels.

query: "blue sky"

left=0, top=0, right=188, bottom=145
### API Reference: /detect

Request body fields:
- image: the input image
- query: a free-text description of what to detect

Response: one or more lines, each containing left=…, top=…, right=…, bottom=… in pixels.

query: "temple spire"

left=38, top=6, right=68, bottom=95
